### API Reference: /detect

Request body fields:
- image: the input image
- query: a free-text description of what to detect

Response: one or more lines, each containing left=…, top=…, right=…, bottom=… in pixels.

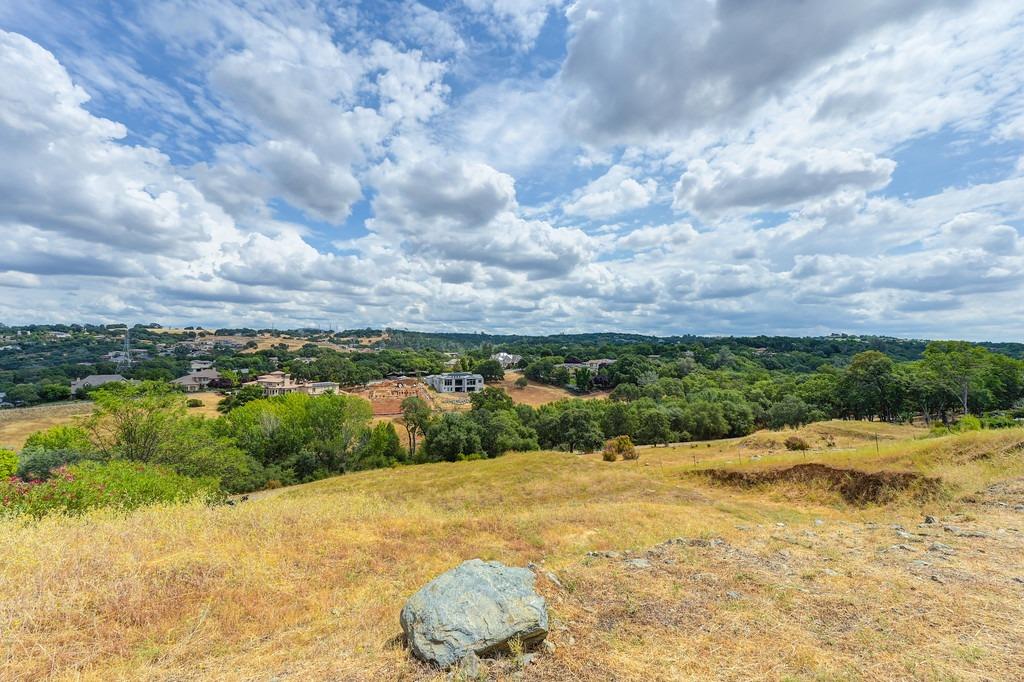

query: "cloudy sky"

left=1, top=1, right=1023, bottom=339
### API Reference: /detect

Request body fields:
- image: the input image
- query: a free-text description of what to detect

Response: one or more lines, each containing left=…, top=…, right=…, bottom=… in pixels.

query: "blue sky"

left=1, top=1, right=1023, bottom=339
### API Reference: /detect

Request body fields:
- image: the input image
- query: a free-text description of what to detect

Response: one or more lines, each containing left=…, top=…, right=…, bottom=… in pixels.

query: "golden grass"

left=2, top=422, right=1024, bottom=680
left=496, top=371, right=610, bottom=407
left=0, top=402, right=94, bottom=450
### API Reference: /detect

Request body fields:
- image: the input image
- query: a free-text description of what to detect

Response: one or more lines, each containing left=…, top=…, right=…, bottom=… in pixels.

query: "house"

left=70, top=374, right=127, bottom=394
left=171, top=369, right=222, bottom=393
left=190, top=360, right=215, bottom=372
left=491, top=352, right=522, bottom=369
left=244, top=371, right=338, bottom=397
left=557, top=358, right=614, bottom=373
left=424, top=372, right=484, bottom=393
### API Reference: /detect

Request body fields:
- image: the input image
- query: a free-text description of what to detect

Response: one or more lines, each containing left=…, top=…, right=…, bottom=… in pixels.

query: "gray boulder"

left=401, top=559, right=548, bottom=668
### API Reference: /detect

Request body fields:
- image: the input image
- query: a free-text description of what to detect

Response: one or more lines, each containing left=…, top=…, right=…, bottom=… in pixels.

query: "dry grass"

left=497, top=371, right=610, bottom=407
left=0, top=402, right=94, bottom=450
left=2, top=423, right=1024, bottom=680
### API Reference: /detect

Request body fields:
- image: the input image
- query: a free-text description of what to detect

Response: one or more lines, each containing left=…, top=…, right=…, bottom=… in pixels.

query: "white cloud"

left=564, top=165, right=657, bottom=219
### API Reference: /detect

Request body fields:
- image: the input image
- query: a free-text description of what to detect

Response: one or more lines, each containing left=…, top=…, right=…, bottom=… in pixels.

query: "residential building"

left=190, top=360, right=215, bottom=372
left=71, top=374, right=127, bottom=393
left=557, top=358, right=614, bottom=373
left=244, top=371, right=339, bottom=397
left=171, top=369, right=222, bottom=393
left=424, top=372, right=484, bottom=393
left=491, top=352, right=522, bottom=369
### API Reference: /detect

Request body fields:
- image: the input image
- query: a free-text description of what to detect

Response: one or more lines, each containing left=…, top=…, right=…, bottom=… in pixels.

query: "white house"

left=424, top=372, right=484, bottom=393
left=490, top=352, right=522, bottom=369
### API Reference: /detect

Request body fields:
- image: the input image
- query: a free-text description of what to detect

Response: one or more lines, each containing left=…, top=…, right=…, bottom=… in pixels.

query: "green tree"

left=0, top=448, right=16, bottom=478
left=400, top=396, right=432, bottom=459
left=558, top=408, right=605, bottom=453
left=470, top=386, right=515, bottom=412
left=473, top=359, right=505, bottom=382
left=574, top=367, right=593, bottom=392
left=422, top=413, right=482, bottom=462
left=636, top=409, right=671, bottom=446
left=923, top=341, right=990, bottom=415
left=840, top=351, right=902, bottom=421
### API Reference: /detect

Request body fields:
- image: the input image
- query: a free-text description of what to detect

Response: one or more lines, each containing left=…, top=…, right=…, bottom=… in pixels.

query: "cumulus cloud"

left=564, top=165, right=657, bottom=219
left=673, top=148, right=895, bottom=219
left=562, top=0, right=971, bottom=143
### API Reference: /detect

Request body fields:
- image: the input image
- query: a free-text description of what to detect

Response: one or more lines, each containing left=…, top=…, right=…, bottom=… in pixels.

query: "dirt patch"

left=698, top=462, right=943, bottom=505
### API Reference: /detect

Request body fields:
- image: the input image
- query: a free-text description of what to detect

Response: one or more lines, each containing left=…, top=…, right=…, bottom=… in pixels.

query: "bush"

left=981, top=415, right=1017, bottom=429
left=0, top=448, right=16, bottom=478
left=956, top=415, right=983, bottom=431
left=514, top=376, right=529, bottom=389
left=16, top=448, right=97, bottom=481
left=603, top=435, right=638, bottom=462
left=0, top=461, right=220, bottom=519
left=784, top=435, right=810, bottom=451
left=186, top=398, right=204, bottom=408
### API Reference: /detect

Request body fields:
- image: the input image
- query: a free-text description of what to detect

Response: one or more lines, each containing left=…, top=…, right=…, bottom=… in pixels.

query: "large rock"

left=400, top=559, right=548, bottom=668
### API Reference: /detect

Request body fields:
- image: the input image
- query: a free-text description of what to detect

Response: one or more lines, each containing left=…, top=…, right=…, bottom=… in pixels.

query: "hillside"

left=3, top=422, right=1024, bottom=680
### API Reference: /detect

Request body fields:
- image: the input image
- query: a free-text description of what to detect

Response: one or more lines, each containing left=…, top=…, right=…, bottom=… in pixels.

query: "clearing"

left=2, top=421, right=1024, bottom=680
left=0, top=402, right=94, bottom=450
left=495, top=371, right=610, bottom=407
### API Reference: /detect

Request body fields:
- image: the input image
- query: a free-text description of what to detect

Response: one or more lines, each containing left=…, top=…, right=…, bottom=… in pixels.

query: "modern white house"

left=424, top=372, right=484, bottom=393
left=490, top=352, right=522, bottom=369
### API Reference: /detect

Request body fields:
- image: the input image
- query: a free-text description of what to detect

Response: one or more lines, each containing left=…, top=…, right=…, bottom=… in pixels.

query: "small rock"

left=929, top=542, right=956, bottom=555
left=944, top=525, right=989, bottom=538
left=544, top=571, right=563, bottom=589
left=775, top=522, right=786, bottom=528
left=894, top=529, right=919, bottom=541
left=924, top=515, right=937, bottom=524
left=567, top=635, right=576, bottom=645
left=726, top=591, right=743, bottom=600
left=930, top=574, right=946, bottom=585
left=624, top=558, right=651, bottom=569
left=814, top=518, right=824, bottom=526
left=522, top=653, right=539, bottom=666
left=822, top=568, right=840, bottom=577
left=1012, top=504, right=1024, bottom=512
left=909, top=560, right=931, bottom=568
left=542, top=640, right=556, bottom=653
left=891, top=544, right=916, bottom=552
left=1012, top=577, right=1024, bottom=585
left=448, top=652, right=481, bottom=681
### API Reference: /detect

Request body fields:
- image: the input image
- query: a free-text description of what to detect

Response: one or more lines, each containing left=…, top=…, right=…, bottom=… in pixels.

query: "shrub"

left=16, top=448, right=97, bottom=481
left=603, top=435, right=638, bottom=462
left=0, top=448, right=17, bottom=478
left=514, top=376, right=529, bottom=389
left=957, top=415, right=983, bottom=431
left=981, top=415, right=1017, bottom=430
left=0, top=461, right=220, bottom=519
left=22, top=424, right=95, bottom=455
left=784, top=435, right=810, bottom=451
left=187, top=398, right=204, bottom=408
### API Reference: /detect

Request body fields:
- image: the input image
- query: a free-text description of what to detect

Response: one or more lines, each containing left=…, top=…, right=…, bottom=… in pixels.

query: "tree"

left=636, top=409, right=671, bottom=446
left=514, top=376, right=529, bottom=389
left=574, top=367, right=593, bottom=392
left=840, top=351, right=901, bottom=421
left=609, top=382, right=641, bottom=402
left=767, top=395, right=813, bottom=430
left=217, top=384, right=266, bottom=413
left=923, top=341, right=991, bottom=415
left=470, top=386, right=515, bottom=412
left=473, top=359, right=505, bottom=382
left=400, top=396, right=432, bottom=458
left=602, top=401, right=635, bottom=438
left=422, top=413, right=482, bottom=462
left=354, top=421, right=405, bottom=470
left=558, top=408, right=605, bottom=453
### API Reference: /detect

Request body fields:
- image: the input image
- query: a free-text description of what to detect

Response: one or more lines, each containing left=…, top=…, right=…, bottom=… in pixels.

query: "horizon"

left=1, top=2, right=1023, bottom=339
left=4, top=320, right=1024, bottom=346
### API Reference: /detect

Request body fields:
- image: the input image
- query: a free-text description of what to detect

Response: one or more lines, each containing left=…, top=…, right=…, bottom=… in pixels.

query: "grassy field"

left=2, top=422, right=1023, bottom=680
left=0, top=402, right=94, bottom=450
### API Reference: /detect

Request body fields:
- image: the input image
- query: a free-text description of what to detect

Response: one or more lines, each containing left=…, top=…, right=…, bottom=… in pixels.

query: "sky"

left=0, top=1, right=1023, bottom=339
